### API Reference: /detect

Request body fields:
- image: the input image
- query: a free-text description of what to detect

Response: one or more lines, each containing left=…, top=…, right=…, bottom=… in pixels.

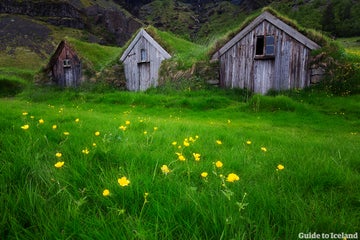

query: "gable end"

left=120, top=29, right=171, bottom=62
left=212, top=11, right=320, bottom=60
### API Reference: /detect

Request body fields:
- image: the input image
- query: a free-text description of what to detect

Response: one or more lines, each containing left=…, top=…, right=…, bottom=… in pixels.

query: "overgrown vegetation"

left=1, top=88, right=359, bottom=239
left=312, top=40, right=360, bottom=96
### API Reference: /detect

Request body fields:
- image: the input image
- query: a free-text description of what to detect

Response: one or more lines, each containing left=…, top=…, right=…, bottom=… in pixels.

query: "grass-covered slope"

left=0, top=89, right=359, bottom=239
left=66, top=38, right=122, bottom=72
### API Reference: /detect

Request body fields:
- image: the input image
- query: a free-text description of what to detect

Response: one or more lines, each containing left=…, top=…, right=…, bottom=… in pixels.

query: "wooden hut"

left=211, top=11, right=321, bottom=94
left=47, top=40, right=81, bottom=87
left=120, top=28, right=171, bottom=91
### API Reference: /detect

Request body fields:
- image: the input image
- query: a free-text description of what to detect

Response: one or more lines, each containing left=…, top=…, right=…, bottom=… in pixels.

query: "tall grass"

left=1, top=89, right=359, bottom=239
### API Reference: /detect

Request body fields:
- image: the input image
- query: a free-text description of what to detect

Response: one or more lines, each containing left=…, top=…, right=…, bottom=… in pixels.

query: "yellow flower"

left=125, top=120, right=131, bottom=125
left=82, top=148, right=90, bottom=154
left=226, top=173, right=240, bottom=182
left=95, top=131, right=100, bottom=136
left=92, top=143, right=97, bottom=147
left=144, top=131, right=147, bottom=135
left=216, top=140, right=222, bottom=145
left=21, top=124, right=29, bottom=130
left=153, top=127, right=158, bottom=131
left=215, top=161, right=223, bottom=168
left=176, top=152, right=186, bottom=161
left=102, top=189, right=110, bottom=197
left=119, top=125, right=127, bottom=131
left=172, top=141, right=177, bottom=146
left=189, top=137, right=195, bottom=142
left=38, top=119, right=44, bottom=124
left=261, top=147, right=267, bottom=152
left=161, top=165, right=170, bottom=174
left=246, top=140, right=251, bottom=145
left=75, top=118, right=80, bottom=123
left=52, top=125, right=57, bottom=130
left=30, top=116, right=35, bottom=119
left=201, top=172, right=208, bottom=178
left=183, top=140, right=190, bottom=147
left=277, top=164, right=285, bottom=171
left=22, top=112, right=28, bottom=116
left=118, top=176, right=130, bottom=187
left=193, top=153, right=201, bottom=161
left=55, top=152, right=62, bottom=158
left=54, top=161, right=64, bottom=168
left=63, top=132, right=70, bottom=136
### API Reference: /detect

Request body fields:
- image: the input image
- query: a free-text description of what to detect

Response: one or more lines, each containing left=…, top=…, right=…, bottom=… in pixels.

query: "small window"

left=63, top=59, right=71, bottom=67
left=265, top=35, right=275, bottom=55
left=255, top=35, right=275, bottom=58
left=140, top=49, right=147, bottom=62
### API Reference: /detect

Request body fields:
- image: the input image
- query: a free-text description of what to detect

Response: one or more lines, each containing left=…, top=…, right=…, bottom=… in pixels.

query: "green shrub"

left=314, top=41, right=360, bottom=95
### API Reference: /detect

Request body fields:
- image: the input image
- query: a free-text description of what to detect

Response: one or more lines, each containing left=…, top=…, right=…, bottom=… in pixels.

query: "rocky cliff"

left=0, top=0, right=142, bottom=45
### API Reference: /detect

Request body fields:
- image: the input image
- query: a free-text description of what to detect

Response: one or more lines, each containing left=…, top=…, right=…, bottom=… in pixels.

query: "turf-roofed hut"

left=211, top=9, right=322, bottom=94
left=47, top=40, right=82, bottom=87
left=120, top=28, right=171, bottom=91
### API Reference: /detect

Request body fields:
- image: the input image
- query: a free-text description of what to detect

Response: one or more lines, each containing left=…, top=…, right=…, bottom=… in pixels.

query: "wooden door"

left=64, top=67, right=73, bottom=87
left=253, top=60, right=274, bottom=94
left=138, top=62, right=151, bottom=91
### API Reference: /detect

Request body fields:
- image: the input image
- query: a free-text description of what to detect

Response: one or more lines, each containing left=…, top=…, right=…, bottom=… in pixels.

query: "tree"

left=321, top=1, right=336, bottom=36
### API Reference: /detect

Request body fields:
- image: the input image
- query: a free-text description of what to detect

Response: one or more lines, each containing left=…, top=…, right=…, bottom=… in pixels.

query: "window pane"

left=265, top=45, right=275, bottom=55
left=141, top=49, right=147, bottom=61
left=266, top=36, right=274, bottom=45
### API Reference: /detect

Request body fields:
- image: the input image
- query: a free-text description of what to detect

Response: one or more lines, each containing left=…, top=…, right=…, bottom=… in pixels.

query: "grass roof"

left=208, top=7, right=330, bottom=57
left=120, top=26, right=208, bottom=69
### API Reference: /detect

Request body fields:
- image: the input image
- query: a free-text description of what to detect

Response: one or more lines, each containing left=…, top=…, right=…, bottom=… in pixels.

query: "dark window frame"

left=63, top=59, right=71, bottom=68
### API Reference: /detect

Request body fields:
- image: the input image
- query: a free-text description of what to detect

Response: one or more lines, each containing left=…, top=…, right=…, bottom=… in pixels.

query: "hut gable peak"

left=120, top=28, right=171, bottom=62
left=212, top=11, right=320, bottom=60
left=48, top=40, right=77, bottom=68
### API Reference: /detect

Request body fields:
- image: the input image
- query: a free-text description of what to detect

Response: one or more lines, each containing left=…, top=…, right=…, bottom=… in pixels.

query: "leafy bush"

left=314, top=41, right=360, bottom=95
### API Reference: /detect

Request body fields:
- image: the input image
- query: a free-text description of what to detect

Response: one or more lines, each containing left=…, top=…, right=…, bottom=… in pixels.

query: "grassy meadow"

left=0, top=88, right=359, bottom=239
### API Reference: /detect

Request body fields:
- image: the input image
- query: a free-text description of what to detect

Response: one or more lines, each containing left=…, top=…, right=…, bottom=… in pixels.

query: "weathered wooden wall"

left=218, top=20, right=313, bottom=94
left=122, top=31, right=170, bottom=91
left=51, top=42, right=81, bottom=87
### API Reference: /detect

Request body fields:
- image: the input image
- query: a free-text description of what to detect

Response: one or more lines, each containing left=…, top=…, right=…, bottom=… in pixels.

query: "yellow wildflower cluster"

left=19, top=110, right=140, bottom=200
left=163, top=135, right=243, bottom=189
left=19, top=107, right=286, bottom=210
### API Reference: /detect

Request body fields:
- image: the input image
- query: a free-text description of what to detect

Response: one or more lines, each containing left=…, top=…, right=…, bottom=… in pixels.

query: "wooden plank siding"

left=120, top=29, right=171, bottom=91
left=212, top=11, right=320, bottom=94
left=48, top=41, right=81, bottom=88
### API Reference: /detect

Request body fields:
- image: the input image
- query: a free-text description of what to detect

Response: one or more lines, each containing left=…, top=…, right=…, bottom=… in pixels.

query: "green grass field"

left=0, top=88, right=359, bottom=239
